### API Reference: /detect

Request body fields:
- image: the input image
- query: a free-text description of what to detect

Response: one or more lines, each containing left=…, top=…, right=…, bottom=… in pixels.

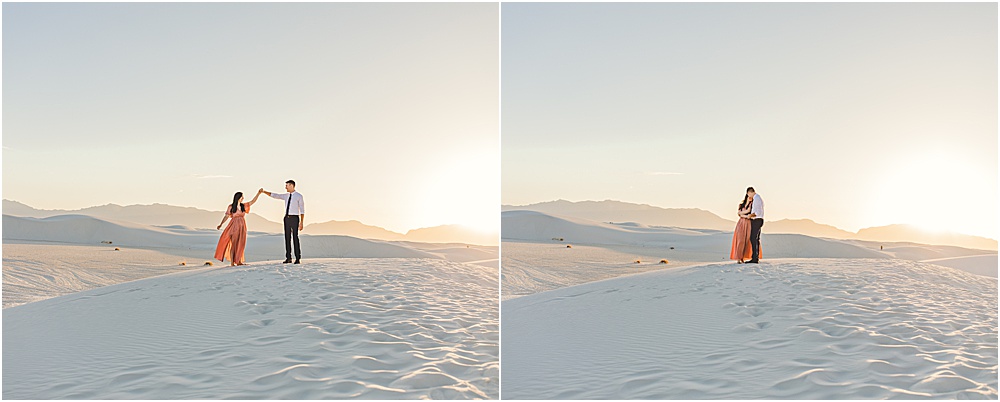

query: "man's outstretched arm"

left=264, top=190, right=289, bottom=200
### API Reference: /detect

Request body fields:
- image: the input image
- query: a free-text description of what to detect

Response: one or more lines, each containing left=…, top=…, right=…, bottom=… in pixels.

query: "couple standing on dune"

left=214, top=180, right=306, bottom=266
left=730, top=187, right=764, bottom=264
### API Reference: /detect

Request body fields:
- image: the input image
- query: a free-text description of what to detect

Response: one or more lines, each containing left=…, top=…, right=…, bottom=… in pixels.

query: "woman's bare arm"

left=247, top=189, right=263, bottom=207
left=218, top=210, right=230, bottom=230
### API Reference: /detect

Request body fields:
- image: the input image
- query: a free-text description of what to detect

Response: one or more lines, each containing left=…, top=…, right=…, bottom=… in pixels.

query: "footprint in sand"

left=247, top=335, right=290, bottom=347
left=733, top=321, right=773, bottom=332
left=738, top=306, right=767, bottom=318
left=235, top=318, right=276, bottom=330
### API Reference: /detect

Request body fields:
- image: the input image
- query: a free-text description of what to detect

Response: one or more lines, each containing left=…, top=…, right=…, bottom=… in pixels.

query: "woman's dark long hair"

left=230, top=192, right=245, bottom=214
left=739, top=194, right=749, bottom=210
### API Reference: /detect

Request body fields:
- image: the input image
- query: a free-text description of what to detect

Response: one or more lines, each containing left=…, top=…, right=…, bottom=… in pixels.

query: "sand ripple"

left=3, top=258, right=498, bottom=399
left=502, top=258, right=997, bottom=399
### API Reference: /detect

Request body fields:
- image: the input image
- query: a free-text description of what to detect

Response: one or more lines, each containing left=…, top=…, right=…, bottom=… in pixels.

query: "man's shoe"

left=283, top=259, right=293, bottom=264
left=294, top=259, right=301, bottom=264
left=747, top=259, right=759, bottom=264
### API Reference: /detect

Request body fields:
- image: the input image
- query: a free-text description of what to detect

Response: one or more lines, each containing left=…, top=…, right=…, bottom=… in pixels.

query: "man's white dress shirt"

left=271, top=191, right=305, bottom=216
left=750, top=193, right=764, bottom=220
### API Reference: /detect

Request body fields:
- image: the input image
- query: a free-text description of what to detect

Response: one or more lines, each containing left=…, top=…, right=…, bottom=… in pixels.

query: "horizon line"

left=501, top=198, right=998, bottom=241
left=2, top=199, right=499, bottom=234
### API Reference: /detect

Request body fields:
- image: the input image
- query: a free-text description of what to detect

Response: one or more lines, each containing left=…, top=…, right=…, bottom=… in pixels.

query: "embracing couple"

left=214, top=180, right=306, bottom=266
left=730, top=187, right=764, bottom=264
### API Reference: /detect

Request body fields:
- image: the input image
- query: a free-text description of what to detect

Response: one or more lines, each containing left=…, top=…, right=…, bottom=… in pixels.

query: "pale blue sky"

left=4, top=3, right=499, bottom=233
left=502, top=3, right=997, bottom=239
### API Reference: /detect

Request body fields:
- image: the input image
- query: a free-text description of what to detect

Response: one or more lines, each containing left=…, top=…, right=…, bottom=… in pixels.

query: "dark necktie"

left=286, top=194, right=292, bottom=216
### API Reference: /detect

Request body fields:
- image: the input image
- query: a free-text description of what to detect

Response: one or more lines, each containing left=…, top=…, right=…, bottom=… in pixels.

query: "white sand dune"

left=3, top=258, right=498, bottom=399
left=856, top=224, right=998, bottom=252
left=3, top=199, right=287, bottom=233
left=921, top=255, right=999, bottom=278
left=841, top=240, right=998, bottom=277
left=501, top=205, right=997, bottom=398
left=2, top=243, right=205, bottom=308
left=3, top=214, right=435, bottom=258
left=501, top=242, right=703, bottom=300
left=5, top=200, right=500, bottom=245
left=503, top=199, right=998, bottom=251
left=501, top=211, right=995, bottom=299
left=502, top=259, right=997, bottom=399
left=501, top=211, right=902, bottom=298
left=866, top=242, right=994, bottom=261
left=502, top=210, right=708, bottom=246
left=502, top=211, right=888, bottom=258
left=4, top=214, right=220, bottom=248
left=396, top=242, right=500, bottom=269
left=405, top=225, right=500, bottom=247
left=3, top=214, right=496, bottom=309
left=499, top=237, right=894, bottom=301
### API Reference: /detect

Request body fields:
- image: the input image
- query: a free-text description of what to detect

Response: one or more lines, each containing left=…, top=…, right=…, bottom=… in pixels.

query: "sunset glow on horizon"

left=3, top=3, right=499, bottom=234
left=501, top=3, right=997, bottom=240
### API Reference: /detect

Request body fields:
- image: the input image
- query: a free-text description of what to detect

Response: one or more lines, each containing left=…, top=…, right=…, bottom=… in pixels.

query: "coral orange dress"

left=215, top=203, right=250, bottom=264
left=730, top=204, right=761, bottom=261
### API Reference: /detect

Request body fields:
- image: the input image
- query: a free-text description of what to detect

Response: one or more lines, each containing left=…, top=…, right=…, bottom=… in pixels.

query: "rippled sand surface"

left=502, top=258, right=997, bottom=399
left=4, top=258, right=498, bottom=399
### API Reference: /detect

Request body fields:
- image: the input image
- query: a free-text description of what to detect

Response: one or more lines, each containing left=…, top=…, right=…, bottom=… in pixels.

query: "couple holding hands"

left=214, top=180, right=305, bottom=266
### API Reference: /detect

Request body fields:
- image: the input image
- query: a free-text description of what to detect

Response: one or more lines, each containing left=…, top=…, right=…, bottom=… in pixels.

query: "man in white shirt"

left=746, top=187, right=764, bottom=264
left=263, top=180, right=305, bottom=264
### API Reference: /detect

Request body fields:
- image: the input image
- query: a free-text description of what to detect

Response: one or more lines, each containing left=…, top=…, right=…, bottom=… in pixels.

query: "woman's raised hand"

left=248, top=188, right=265, bottom=207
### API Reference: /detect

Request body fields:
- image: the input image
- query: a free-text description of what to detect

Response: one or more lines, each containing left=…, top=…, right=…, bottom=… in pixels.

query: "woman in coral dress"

left=215, top=189, right=263, bottom=266
left=729, top=194, right=759, bottom=263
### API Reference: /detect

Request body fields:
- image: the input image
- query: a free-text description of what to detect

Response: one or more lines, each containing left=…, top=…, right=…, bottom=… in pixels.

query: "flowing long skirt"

left=215, top=216, right=247, bottom=264
left=730, top=217, right=759, bottom=261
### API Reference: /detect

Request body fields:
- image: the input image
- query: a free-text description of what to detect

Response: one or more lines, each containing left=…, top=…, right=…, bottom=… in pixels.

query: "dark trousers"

left=750, top=218, right=764, bottom=261
left=284, top=215, right=301, bottom=260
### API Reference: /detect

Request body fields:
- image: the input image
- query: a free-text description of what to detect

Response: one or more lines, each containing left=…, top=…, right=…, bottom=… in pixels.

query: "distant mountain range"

left=503, top=200, right=997, bottom=251
left=404, top=224, right=499, bottom=248
left=2, top=214, right=438, bottom=259
left=853, top=224, right=997, bottom=251
left=3, top=199, right=286, bottom=233
left=501, top=199, right=736, bottom=230
left=3, top=200, right=497, bottom=246
left=764, top=219, right=857, bottom=239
